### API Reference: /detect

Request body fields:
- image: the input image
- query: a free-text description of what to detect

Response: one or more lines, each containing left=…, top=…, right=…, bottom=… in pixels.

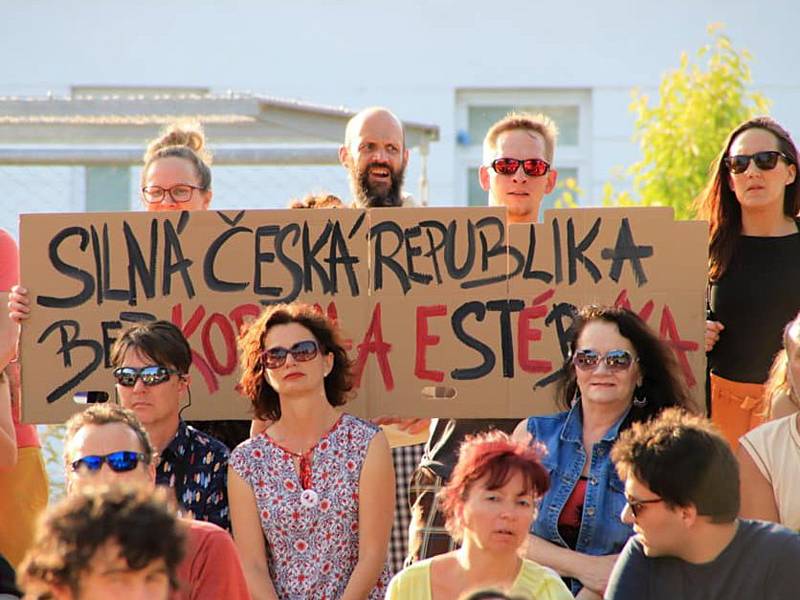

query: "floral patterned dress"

left=230, top=413, right=391, bottom=600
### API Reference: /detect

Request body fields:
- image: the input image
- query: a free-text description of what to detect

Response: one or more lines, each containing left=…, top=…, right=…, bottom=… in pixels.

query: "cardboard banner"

left=19, top=206, right=707, bottom=423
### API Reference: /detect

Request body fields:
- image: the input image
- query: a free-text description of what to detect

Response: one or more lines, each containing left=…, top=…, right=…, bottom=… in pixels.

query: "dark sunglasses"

left=490, top=157, right=551, bottom=177
left=724, top=150, right=790, bottom=174
left=261, top=340, right=320, bottom=369
left=573, top=349, right=637, bottom=372
left=112, top=366, right=181, bottom=387
left=71, top=451, right=148, bottom=473
left=627, top=496, right=663, bottom=518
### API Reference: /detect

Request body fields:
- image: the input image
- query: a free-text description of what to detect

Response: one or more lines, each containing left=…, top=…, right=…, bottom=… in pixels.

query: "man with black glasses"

left=607, top=408, right=800, bottom=599
left=109, top=320, right=230, bottom=531
left=62, top=404, right=249, bottom=600
left=407, top=113, right=560, bottom=564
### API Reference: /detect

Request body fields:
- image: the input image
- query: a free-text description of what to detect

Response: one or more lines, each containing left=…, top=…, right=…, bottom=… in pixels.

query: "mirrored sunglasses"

left=490, top=157, right=551, bottom=177
left=261, top=340, right=319, bottom=369
left=724, top=150, right=790, bottom=174
left=112, top=366, right=180, bottom=387
left=573, top=349, right=637, bottom=372
left=71, top=450, right=147, bottom=473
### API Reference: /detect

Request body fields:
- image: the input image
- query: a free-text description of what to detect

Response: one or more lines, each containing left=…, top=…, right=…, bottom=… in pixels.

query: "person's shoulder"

left=387, top=558, right=433, bottom=598
left=517, top=558, right=572, bottom=597
left=0, top=228, right=19, bottom=289
left=229, top=434, right=264, bottom=460
left=185, top=423, right=231, bottom=456
left=527, top=410, right=570, bottom=436
left=740, top=518, right=800, bottom=546
left=742, top=414, right=793, bottom=445
left=186, top=517, right=228, bottom=535
left=341, top=413, right=381, bottom=435
left=186, top=519, right=236, bottom=550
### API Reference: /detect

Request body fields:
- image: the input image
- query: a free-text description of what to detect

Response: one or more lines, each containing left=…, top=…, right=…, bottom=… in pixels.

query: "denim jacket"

left=527, top=403, right=633, bottom=594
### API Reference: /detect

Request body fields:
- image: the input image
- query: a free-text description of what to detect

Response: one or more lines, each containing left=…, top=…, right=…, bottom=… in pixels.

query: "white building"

left=2, top=0, right=799, bottom=238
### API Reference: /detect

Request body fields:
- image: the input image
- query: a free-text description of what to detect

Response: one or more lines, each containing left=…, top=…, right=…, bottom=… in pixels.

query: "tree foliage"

left=604, top=24, right=770, bottom=219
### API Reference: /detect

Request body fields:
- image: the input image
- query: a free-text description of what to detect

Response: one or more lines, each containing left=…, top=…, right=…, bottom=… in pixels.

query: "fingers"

left=8, top=286, right=30, bottom=323
left=705, top=320, right=724, bottom=352
left=370, top=416, right=430, bottom=434
left=370, top=415, right=401, bottom=426
left=402, top=418, right=431, bottom=435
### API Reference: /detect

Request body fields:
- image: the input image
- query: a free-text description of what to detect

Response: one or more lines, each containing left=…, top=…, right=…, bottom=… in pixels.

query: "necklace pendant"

left=300, top=488, right=319, bottom=508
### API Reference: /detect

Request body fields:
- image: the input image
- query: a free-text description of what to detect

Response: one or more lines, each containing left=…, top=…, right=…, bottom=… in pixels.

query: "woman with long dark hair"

left=699, top=116, right=800, bottom=449
left=513, top=305, right=692, bottom=599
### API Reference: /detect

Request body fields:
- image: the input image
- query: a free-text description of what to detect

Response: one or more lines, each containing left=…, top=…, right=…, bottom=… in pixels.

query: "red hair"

left=439, top=430, right=549, bottom=541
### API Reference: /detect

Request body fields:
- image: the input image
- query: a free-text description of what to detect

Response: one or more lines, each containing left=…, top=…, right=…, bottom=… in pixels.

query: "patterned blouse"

left=157, top=420, right=230, bottom=531
left=230, top=413, right=392, bottom=600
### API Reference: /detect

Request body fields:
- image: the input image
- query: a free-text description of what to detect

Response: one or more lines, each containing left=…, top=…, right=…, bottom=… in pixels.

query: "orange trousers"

left=710, top=373, right=766, bottom=451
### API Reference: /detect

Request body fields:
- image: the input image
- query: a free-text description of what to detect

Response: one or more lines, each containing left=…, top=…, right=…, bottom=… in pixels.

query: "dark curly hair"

left=18, top=485, right=185, bottom=597
left=238, top=303, right=353, bottom=421
left=556, top=305, right=694, bottom=428
left=612, top=408, right=739, bottom=522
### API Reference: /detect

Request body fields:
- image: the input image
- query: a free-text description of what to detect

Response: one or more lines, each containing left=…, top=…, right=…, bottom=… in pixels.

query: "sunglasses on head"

left=490, top=157, right=551, bottom=177
left=71, top=451, right=147, bottom=473
left=112, top=366, right=181, bottom=387
left=724, top=150, right=790, bottom=174
left=572, top=349, right=637, bottom=372
left=261, top=340, right=320, bottom=369
left=626, top=496, right=663, bottom=518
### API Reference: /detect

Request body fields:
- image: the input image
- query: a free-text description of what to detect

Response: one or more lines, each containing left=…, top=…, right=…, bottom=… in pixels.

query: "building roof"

left=0, top=90, right=439, bottom=165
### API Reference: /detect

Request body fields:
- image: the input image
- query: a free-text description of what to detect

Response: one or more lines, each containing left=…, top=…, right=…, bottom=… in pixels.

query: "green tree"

left=604, top=24, right=770, bottom=219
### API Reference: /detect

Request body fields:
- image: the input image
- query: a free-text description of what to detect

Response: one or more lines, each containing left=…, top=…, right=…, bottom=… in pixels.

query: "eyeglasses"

left=723, top=151, right=790, bottom=174
left=573, top=349, right=637, bottom=372
left=626, top=496, right=663, bottom=518
left=141, top=184, right=204, bottom=204
left=261, top=340, right=319, bottom=369
left=112, top=366, right=181, bottom=387
left=71, top=451, right=148, bottom=473
left=490, top=157, right=551, bottom=177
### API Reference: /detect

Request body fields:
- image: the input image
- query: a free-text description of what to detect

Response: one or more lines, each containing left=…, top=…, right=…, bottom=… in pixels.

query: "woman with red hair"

left=386, top=431, right=571, bottom=600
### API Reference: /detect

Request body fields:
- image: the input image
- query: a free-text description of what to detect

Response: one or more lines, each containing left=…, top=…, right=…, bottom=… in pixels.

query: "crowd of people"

left=1, top=104, right=800, bottom=600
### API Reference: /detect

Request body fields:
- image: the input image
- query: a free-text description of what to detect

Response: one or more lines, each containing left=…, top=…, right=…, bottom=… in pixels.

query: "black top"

left=606, top=519, right=800, bottom=600
left=709, top=223, right=800, bottom=383
left=419, top=418, right=519, bottom=480
left=0, top=554, right=21, bottom=597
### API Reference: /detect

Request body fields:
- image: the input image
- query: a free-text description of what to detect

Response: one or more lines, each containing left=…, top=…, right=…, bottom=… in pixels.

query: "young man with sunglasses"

left=63, top=404, right=250, bottom=600
left=607, top=408, right=800, bottom=600
left=407, top=113, right=561, bottom=565
left=479, top=112, right=559, bottom=224
left=110, top=320, right=231, bottom=531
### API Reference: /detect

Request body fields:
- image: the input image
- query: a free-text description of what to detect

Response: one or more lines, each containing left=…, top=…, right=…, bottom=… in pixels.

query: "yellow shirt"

left=386, top=557, right=572, bottom=600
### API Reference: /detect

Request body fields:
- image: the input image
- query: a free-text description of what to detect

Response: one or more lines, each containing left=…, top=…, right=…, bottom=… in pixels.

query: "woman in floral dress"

left=229, top=302, right=394, bottom=600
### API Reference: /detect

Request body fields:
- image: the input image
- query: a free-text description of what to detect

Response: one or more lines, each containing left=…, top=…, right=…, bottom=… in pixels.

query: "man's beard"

left=350, top=162, right=405, bottom=208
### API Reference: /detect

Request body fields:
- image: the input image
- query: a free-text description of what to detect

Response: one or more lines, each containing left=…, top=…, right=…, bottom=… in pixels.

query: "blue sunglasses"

left=71, top=451, right=148, bottom=473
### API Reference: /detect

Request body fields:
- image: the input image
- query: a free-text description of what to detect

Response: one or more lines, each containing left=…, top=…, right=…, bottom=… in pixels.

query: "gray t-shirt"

left=605, top=519, right=800, bottom=600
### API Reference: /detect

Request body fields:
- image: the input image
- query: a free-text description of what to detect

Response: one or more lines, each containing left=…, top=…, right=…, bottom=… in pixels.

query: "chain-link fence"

left=2, top=161, right=359, bottom=502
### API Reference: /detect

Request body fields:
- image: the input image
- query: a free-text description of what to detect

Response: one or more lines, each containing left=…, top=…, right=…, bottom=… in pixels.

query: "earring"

left=632, top=386, right=648, bottom=408
left=571, top=388, right=582, bottom=407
